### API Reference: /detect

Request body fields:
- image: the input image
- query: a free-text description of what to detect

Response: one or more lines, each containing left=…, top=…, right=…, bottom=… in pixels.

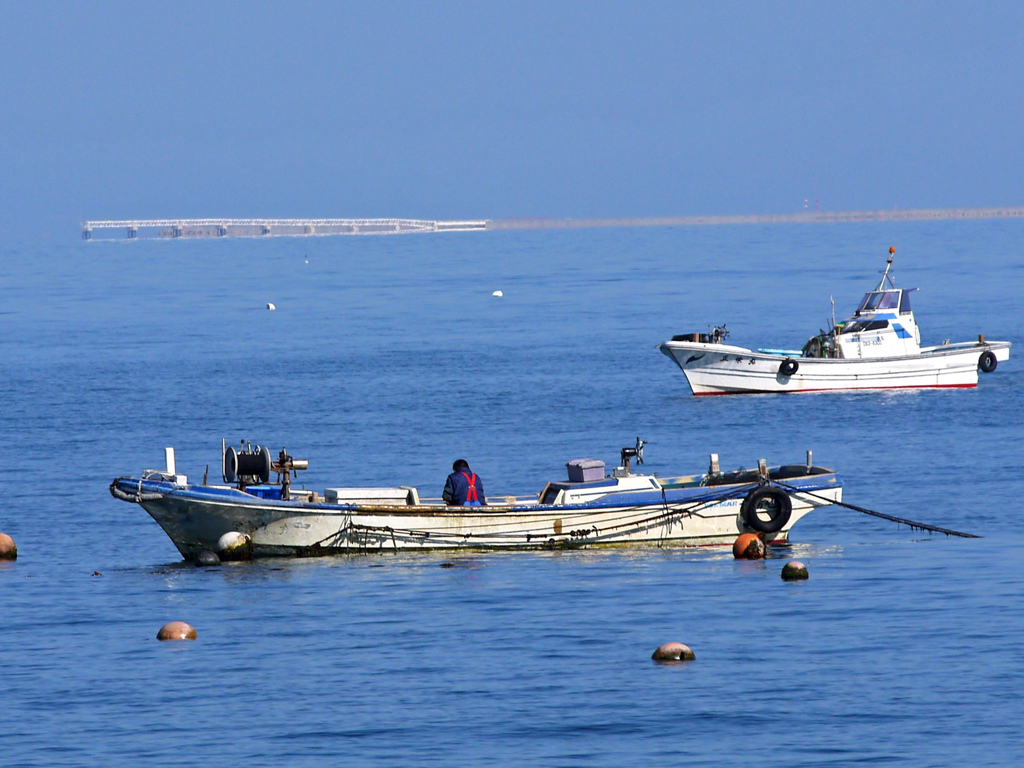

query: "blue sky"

left=3, top=2, right=1023, bottom=234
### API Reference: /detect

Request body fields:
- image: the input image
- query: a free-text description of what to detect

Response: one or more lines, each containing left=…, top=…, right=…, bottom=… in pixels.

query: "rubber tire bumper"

left=779, top=358, right=799, bottom=376
left=741, top=486, right=793, bottom=534
left=978, top=350, right=997, bottom=373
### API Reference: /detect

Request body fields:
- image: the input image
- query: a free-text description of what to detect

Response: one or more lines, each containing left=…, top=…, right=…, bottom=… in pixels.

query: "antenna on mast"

left=877, top=246, right=896, bottom=290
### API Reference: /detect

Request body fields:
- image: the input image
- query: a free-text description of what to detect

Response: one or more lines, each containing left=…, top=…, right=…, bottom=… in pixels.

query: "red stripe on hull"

left=692, top=383, right=978, bottom=396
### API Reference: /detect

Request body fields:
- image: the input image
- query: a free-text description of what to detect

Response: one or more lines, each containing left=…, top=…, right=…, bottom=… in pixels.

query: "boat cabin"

left=833, top=287, right=921, bottom=359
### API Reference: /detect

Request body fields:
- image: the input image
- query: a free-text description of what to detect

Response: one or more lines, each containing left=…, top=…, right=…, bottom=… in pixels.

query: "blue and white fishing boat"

left=658, top=248, right=1011, bottom=395
left=110, top=440, right=842, bottom=559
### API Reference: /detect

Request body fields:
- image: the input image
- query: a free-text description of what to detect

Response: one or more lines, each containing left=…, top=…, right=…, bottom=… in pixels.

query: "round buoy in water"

left=157, top=621, right=197, bottom=641
left=492, top=290, right=503, bottom=297
left=782, top=560, right=809, bottom=581
left=266, top=303, right=276, bottom=311
left=652, top=642, right=695, bottom=662
left=733, top=532, right=766, bottom=560
left=196, top=549, right=220, bottom=567
left=0, top=533, right=16, bottom=560
left=217, top=531, right=252, bottom=561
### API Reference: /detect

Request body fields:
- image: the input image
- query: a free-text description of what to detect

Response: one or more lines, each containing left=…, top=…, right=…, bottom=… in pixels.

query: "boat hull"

left=113, top=475, right=842, bottom=558
left=658, top=340, right=1011, bottom=395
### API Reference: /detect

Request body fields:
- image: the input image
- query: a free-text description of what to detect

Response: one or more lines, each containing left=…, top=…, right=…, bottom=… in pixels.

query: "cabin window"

left=842, top=319, right=890, bottom=334
left=857, top=291, right=900, bottom=313
left=858, top=292, right=882, bottom=312
left=899, top=289, right=914, bottom=314
left=541, top=487, right=561, bottom=505
left=877, top=292, right=900, bottom=310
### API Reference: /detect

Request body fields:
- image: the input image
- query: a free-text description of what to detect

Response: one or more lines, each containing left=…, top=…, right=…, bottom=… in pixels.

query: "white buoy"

left=217, top=531, right=252, bottom=561
left=266, top=303, right=276, bottom=311
left=492, top=290, right=503, bottom=297
left=782, top=560, right=810, bottom=581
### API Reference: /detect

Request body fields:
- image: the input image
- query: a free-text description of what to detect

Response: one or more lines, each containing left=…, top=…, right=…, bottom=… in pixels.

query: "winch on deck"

left=671, top=325, right=728, bottom=344
left=222, top=440, right=309, bottom=500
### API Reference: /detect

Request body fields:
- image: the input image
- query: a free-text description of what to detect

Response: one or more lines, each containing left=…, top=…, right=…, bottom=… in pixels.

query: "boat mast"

left=876, top=246, right=896, bottom=290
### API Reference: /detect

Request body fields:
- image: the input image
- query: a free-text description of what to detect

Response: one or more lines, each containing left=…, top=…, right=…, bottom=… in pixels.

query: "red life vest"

left=460, top=470, right=479, bottom=503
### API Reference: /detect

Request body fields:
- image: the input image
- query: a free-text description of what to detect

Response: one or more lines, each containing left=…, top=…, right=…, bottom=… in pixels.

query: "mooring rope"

left=774, top=481, right=981, bottom=539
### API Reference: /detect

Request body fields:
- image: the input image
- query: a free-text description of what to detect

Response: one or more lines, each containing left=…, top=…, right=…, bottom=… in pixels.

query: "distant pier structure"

left=82, top=206, right=1024, bottom=240
left=81, top=218, right=489, bottom=240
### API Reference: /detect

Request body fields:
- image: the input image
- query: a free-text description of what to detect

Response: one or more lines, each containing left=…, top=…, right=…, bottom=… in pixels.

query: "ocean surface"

left=2, top=220, right=1022, bottom=767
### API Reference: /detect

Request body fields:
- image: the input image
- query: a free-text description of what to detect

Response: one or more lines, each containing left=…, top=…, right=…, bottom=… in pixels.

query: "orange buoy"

left=157, top=621, right=197, bottom=641
left=0, top=533, right=16, bottom=560
left=733, top=532, right=766, bottom=560
left=652, top=642, right=696, bottom=662
left=781, top=560, right=809, bottom=581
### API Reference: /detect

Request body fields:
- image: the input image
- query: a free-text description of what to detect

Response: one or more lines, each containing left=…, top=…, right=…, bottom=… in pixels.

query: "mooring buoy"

left=196, top=549, right=220, bottom=566
left=781, top=560, right=809, bottom=581
left=733, top=532, right=766, bottom=560
left=216, top=531, right=252, bottom=561
left=157, top=621, right=197, bottom=641
left=0, top=533, right=16, bottom=560
left=652, top=642, right=696, bottom=662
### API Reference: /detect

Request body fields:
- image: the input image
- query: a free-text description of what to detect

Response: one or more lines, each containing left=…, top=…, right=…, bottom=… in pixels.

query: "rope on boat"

left=327, top=484, right=762, bottom=550
left=774, top=482, right=981, bottom=539
left=234, top=481, right=765, bottom=554
left=109, top=478, right=165, bottom=503
left=301, top=514, right=354, bottom=552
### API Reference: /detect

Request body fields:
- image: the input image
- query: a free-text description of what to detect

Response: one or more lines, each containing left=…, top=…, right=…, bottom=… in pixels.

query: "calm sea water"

left=2, top=220, right=1022, bottom=767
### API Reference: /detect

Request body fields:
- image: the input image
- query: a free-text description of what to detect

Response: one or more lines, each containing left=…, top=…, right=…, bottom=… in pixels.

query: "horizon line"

left=487, top=205, right=1024, bottom=229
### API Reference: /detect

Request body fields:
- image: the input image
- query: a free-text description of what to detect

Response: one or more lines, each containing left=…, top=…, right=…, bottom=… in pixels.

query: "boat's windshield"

left=899, top=289, right=914, bottom=314
left=841, top=319, right=889, bottom=334
left=856, top=290, right=900, bottom=313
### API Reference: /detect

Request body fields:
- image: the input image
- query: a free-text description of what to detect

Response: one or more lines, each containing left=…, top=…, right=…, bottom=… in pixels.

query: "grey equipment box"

left=566, top=459, right=606, bottom=483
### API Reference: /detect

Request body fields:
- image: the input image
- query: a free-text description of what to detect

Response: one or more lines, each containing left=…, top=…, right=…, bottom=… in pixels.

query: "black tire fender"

left=741, top=486, right=793, bottom=534
left=978, top=350, right=997, bottom=373
left=779, top=358, right=799, bottom=377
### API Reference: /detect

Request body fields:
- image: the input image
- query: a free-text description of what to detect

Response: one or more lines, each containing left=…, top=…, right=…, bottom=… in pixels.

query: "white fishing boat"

left=110, top=440, right=842, bottom=559
left=658, top=248, right=1011, bottom=395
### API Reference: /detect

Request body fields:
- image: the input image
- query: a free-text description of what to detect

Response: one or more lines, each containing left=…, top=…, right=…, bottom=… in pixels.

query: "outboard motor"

left=616, top=437, right=646, bottom=476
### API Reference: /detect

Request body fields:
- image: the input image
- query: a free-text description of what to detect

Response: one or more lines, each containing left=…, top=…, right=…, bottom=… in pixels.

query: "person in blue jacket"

left=443, top=459, right=486, bottom=506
